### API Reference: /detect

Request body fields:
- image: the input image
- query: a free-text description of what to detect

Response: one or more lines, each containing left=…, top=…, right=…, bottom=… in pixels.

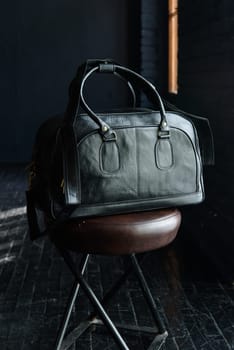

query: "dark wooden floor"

left=0, top=165, right=234, bottom=350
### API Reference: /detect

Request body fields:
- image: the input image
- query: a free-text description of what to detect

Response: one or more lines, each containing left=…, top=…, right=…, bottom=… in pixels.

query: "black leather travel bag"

left=26, top=59, right=214, bottom=238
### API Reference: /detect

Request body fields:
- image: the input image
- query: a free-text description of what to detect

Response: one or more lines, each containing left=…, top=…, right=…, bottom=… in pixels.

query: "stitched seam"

left=88, top=213, right=179, bottom=226
left=80, top=192, right=201, bottom=206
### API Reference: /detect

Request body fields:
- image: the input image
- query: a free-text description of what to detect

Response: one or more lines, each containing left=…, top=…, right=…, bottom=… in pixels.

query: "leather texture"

left=26, top=60, right=214, bottom=240
left=57, top=60, right=205, bottom=216
left=50, top=208, right=181, bottom=255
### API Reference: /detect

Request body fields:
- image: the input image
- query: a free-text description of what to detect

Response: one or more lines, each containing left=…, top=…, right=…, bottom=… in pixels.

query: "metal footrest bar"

left=147, top=331, right=168, bottom=350
left=60, top=320, right=92, bottom=350
left=96, top=320, right=158, bottom=334
left=62, top=317, right=167, bottom=350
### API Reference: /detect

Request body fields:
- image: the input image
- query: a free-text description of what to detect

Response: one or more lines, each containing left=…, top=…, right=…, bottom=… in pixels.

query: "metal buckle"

left=103, top=130, right=117, bottom=142
left=158, top=129, right=170, bottom=139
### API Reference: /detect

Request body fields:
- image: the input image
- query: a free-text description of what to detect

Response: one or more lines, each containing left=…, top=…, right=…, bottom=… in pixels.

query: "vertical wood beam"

left=168, top=0, right=178, bottom=93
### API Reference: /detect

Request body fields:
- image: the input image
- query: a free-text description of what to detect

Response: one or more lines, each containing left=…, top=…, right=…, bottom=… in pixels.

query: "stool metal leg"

left=55, top=248, right=168, bottom=350
left=130, top=254, right=167, bottom=336
left=60, top=249, right=130, bottom=350
left=55, top=253, right=90, bottom=350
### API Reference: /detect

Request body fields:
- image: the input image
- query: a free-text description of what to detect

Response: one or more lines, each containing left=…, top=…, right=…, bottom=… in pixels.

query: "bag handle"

left=79, top=63, right=170, bottom=140
left=64, top=59, right=136, bottom=125
left=114, top=71, right=136, bottom=108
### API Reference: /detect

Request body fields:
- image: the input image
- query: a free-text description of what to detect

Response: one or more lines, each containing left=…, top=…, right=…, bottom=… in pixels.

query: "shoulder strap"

left=162, top=100, right=215, bottom=166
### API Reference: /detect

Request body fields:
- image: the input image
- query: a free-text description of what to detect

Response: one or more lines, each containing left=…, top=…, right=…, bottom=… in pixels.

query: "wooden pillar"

left=168, top=0, right=178, bottom=94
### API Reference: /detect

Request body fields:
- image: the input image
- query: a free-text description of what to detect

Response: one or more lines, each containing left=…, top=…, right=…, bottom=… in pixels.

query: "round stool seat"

left=51, top=208, right=181, bottom=255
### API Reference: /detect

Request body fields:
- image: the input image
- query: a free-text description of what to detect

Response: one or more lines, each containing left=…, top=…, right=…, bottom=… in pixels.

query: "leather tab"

left=99, top=63, right=115, bottom=73
left=155, top=139, right=173, bottom=170
left=100, top=141, right=120, bottom=173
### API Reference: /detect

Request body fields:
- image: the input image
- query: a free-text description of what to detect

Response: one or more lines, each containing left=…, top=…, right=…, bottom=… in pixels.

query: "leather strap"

left=64, top=59, right=214, bottom=165
left=64, top=59, right=136, bottom=126
left=79, top=63, right=169, bottom=138
left=162, top=100, right=215, bottom=165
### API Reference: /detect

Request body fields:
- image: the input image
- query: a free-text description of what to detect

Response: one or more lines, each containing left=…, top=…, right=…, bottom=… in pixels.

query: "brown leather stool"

left=51, top=208, right=181, bottom=350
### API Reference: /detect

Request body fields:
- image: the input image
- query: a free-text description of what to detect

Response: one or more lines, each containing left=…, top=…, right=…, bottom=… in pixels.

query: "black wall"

left=140, top=0, right=168, bottom=105
left=176, top=1, right=234, bottom=164
left=1, top=1, right=139, bottom=162
left=173, top=0, right=234, bottom=279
